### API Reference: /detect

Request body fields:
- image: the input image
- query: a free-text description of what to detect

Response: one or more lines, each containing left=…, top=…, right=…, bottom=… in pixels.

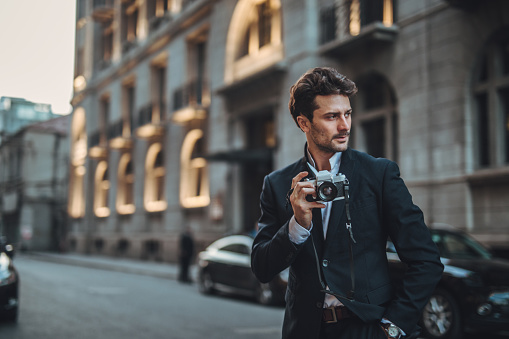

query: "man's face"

left=298, top=94, right=352, bottom=155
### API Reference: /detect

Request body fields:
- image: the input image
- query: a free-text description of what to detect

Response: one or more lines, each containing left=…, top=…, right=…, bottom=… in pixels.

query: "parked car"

left=197, top=235, right=288, bottom=305
left=0, top=236, right=19, bottom=322
left=387, top=224, right=509, bottom=339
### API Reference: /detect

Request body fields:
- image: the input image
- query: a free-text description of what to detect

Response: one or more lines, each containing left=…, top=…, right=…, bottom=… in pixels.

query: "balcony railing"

left=135, top=103, right=166, bottom=139
left=319, top=0, right=398, bottom=56
left=107, top=120, right=124, bottom=140
left=172, top=79, right=209, bottom=111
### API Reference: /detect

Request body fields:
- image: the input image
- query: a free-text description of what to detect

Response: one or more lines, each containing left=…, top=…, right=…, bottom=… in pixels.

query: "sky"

left=0, top=1, right=77, bottom=115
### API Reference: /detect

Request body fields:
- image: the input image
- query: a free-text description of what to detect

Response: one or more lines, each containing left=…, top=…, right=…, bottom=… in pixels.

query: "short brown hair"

left=288, top=67, right=357, bottom=127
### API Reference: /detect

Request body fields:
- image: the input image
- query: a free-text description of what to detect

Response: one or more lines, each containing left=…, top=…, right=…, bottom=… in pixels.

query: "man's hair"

left=288, top=67, right=357, bottom=127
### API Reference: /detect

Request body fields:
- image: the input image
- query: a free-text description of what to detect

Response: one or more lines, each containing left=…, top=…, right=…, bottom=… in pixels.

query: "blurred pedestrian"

left=178, top=226, right=194, bottom=283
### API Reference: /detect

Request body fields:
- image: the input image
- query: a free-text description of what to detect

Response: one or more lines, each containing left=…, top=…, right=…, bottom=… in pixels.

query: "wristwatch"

left=381, top=322, right=402, bottom=339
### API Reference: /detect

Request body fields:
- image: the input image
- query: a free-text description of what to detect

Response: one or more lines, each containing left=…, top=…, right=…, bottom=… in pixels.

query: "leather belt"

left=322, top=306, right=353, bottom=323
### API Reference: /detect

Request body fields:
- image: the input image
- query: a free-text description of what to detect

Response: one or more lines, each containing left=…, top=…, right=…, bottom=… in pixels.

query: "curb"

left=21, top=252, right=195, bottom=281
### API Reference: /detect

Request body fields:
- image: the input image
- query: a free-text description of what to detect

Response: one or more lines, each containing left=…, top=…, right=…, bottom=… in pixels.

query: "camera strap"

left=311, top=180, right=356, bottom=300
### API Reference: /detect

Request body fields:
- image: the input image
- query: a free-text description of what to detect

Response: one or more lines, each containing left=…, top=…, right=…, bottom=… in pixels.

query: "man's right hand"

left=289, top=171, right=325, bottom=229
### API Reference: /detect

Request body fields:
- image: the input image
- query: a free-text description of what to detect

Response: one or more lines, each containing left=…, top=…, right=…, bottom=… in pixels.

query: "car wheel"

left=198, top=270, right=214, bottom=295
left=256, top=283, right=275, bottom=306
left=420, top=288, right=462, bottom=339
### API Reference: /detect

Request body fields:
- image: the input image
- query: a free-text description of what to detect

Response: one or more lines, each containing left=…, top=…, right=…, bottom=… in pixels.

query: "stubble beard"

left=311, top=127, right=350, bottom=154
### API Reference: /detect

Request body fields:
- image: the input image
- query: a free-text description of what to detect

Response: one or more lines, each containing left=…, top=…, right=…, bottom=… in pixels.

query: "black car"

left=387, top=224, right=509, bottom=339
left=0, top=236, right=19, bottom=322
left=197, top=235, right=288, bottom=305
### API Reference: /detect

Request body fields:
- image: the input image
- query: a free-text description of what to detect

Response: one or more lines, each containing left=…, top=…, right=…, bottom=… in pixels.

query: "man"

left=178, top=226, right=195, bottom=283
left=251, top=67, right=443, bottom=339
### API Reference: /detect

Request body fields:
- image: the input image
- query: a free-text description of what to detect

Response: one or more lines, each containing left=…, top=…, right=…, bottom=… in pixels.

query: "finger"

left=308, top=202, right=326, bottom=209
left=291, top=171, right=309, bottom=188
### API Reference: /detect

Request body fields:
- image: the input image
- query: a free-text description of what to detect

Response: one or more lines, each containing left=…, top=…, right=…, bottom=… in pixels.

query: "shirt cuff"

left=288, top=216, right=311, bottom=244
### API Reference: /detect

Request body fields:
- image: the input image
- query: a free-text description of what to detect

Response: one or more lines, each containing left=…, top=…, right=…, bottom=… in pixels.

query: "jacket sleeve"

left=381, top=161, right=444, bottom=335
left=251, top=174, right=304, bottom=283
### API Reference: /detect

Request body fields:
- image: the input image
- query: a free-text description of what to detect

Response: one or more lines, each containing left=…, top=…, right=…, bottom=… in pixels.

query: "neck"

left=307, top=144, right=334, bottom=171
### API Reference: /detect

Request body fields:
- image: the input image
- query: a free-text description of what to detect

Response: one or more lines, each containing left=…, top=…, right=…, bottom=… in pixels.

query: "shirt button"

left=322, top=259, right=329, bottom=267
left=316, top=301, right=323, bottom=308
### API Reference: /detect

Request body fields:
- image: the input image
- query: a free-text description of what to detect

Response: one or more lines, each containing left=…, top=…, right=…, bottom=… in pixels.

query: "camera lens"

left=317, top=182, right=338, bottom=202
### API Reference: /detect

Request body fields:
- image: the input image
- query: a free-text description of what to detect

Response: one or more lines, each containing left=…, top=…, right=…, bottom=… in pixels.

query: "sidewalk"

left=21, top=251, right=198, bottom=281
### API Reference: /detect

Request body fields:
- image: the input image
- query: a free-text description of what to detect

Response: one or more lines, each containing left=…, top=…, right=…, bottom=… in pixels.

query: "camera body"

left=306, top=171, right=348, bottom=202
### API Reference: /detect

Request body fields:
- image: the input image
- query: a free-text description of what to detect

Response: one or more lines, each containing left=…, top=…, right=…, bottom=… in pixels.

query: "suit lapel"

left=325, top=149, right=356, bottom=242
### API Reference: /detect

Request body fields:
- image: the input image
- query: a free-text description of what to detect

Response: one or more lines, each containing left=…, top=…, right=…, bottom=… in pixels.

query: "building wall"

left=68, top=0, right=509, bottom=262
left=0, top=116, right=69, bottom=251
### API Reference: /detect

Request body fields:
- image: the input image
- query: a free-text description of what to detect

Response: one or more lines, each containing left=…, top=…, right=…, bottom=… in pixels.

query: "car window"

left=432, top=232, right=492, bottom=260
left=220, top=244, right=250, bottom=255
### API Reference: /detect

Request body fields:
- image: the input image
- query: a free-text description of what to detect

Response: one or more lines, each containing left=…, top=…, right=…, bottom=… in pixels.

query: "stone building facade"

left=68, top=0, right=509, bottom=261
left=0, top=115, right=70, bottom=251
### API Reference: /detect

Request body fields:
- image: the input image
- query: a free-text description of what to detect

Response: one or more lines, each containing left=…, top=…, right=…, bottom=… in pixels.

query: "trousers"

left=319, top=318, right=388, bottom=339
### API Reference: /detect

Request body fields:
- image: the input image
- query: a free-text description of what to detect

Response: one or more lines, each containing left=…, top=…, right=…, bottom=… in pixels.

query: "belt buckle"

left=325, top=306, right=337, bottom=324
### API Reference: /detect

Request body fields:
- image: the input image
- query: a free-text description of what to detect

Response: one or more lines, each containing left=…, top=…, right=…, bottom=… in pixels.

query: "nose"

left=337, top=115, right=350, bottom=131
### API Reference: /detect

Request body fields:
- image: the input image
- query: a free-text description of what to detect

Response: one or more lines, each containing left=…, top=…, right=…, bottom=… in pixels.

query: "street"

left=2, top=254, right=508, bottom=339
left=0, top=255, right=284, bottom=339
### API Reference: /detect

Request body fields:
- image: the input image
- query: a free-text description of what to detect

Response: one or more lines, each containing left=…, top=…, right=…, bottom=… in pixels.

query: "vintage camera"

left=306, top=171, right=348, bottom=202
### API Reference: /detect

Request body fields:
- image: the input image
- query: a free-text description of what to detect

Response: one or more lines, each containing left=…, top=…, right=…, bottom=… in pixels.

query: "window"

left=117, top=153, right=135, bottom=215
left=151, top=59, right=167, bottom=122
left=225, top=0, right=283, bottom=83
left=473, top=29, right=509, bottom=168
left=188, top=32, right=209, bottom=108
left=221, top=244, right=250, bottom=255
left=121, top=0, right=139, bottom=50
left=180, top=129, right=210, bottom=208
left=122, top=79, right=136, bottom=138
left=100, top=95, right=110, bottom=146
left=69, top=108, right=87, bottom=218
left=352, top=73, right=398, bottom=160
left=94, top=161, right=110, bottom=217
left=349, top=0, right=394, bottom=36
left=101, top=20, right=114, bottom=65
left=144, top=143, right=167, bottom=212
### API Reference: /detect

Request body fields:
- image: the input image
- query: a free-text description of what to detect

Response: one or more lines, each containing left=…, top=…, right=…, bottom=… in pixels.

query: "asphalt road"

left=0, top=255, right=284, bottom=339
left=2, top=254, right=508, bottom=339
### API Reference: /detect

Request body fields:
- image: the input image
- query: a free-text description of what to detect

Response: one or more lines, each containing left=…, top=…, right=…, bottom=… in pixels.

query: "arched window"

left=94, top=161, right=110, bottom=217
left=225, top=0, right=283, bottom=83
left=69, top=107, right=87, bottom=218
left=352, top=73, right=398, bottom=160
left=117, top=153, right=135, bottom=215
left=472, top=28, right=509, bottom=168
left=180, top=129, right=210, bottom=208
left=144, top=142, right=167, bottom=212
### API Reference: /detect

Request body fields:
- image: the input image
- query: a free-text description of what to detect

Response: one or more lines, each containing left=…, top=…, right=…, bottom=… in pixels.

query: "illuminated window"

left=180, top=129, right=210, bottom=208
left=473, top=29, right=509, bottom=168
left=94, top=161, right=110, bottom=217
left=144, top=142, right=167, bottom=212
left=117, top=153, right=135, bottom=215
left=69, top=107, right=87, bottom=218
left=225, top=0, right=283, bottom=82
left=349, top=0, right=394, bottom=36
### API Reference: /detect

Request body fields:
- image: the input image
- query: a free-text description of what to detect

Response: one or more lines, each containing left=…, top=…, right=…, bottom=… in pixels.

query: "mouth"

left=333, top=132, right=350, bottom=141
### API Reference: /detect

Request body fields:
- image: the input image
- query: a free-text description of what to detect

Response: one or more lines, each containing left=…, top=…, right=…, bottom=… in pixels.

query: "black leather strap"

left=311, top=178, right=356, bottom=300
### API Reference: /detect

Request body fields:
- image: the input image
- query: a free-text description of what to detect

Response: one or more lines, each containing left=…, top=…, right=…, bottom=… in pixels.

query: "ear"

left=296, top=115, right=310, bottom=132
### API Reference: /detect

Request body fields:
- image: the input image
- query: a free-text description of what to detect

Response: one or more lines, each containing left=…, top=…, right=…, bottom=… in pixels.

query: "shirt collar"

left=306, top=147, right=342, bottom=175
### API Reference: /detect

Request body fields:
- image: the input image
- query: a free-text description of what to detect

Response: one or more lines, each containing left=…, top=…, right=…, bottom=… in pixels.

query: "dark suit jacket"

left=251, top=147, right=443, bottom=339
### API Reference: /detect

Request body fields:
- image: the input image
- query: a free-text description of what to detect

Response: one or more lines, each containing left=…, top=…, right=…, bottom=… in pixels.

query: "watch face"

left=388, top=326, right=400, bottom=337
